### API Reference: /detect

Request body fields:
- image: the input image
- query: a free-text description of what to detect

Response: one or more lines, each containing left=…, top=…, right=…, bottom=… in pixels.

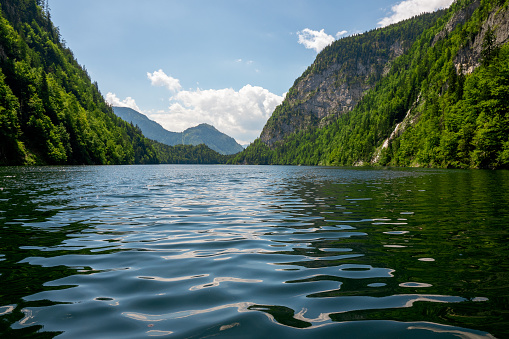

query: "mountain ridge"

left=112, top=106, right=244, bottom=155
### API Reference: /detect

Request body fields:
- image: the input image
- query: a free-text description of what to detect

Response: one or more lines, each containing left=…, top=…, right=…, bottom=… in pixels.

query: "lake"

left=0, top=165, right=507, bottom=338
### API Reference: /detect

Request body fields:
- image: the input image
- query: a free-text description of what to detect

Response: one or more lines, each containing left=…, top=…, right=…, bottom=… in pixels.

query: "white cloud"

left=297, top=28, right=336, bottom=53
left=336, top=30, right=348, bottom=38
left=378, top=0, right=454, bottom=27
left=148, top=84, right=284, bottom=145
left=147, top=69, right=182, bottom=92
left=105, top=92, right=141, bottom=112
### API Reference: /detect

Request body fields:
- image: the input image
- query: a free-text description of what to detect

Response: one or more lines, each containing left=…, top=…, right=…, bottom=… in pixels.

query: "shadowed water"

left=0, top=165, right=507, bottom=338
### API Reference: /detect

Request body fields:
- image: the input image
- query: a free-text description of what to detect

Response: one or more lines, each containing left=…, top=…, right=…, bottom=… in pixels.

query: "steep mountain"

left=0, top=0, right=227, bottom=165
left=113, top=106, right=244, bottom=155
left=259, top=10, right=446, bottom=146
left=234, top=0, right=509, bottom=169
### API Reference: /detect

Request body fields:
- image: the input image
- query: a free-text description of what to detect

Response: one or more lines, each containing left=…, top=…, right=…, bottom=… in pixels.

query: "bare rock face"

left=454, top=1, right=509, bottom=74
left=433, top=0, right=481, bottom=47
left=259, top=40, right=406, bottom=146
left=292, top=66, right=363, bottom=122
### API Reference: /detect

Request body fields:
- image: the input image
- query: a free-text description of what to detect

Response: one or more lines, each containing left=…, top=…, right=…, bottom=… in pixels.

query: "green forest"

left=0, top=0, right=228, bottom=165
left=233, top=0, right=509, bottom=169
left=2, top=0, right=508, bottom=169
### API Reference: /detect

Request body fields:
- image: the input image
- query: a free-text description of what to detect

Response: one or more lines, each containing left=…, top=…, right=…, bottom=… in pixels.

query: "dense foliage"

left=153, top=143, right=231, bottom=164
left=0, top=0, right=227, bottom=165
left=234, top=0, right=509, bottom=169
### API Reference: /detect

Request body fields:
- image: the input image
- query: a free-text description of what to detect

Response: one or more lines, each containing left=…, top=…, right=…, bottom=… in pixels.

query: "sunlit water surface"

left=0, top=165, right=508, bottom=338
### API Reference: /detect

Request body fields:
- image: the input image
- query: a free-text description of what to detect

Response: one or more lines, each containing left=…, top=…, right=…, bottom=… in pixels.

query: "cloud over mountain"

left=110, top=71, right=284, bottom=145
left=297, top=28, right=336, bottom=53
left=149, top=84, right=284, bottom=145
left=105, top=92, right=140, bottom=112
left=297, top=28, right=350, bottom=53
left=378, top=0, right=454, bottom=27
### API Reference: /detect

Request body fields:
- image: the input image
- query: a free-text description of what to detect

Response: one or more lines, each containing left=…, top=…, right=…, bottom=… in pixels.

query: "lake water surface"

left=0, top=165, right=508, bottom=338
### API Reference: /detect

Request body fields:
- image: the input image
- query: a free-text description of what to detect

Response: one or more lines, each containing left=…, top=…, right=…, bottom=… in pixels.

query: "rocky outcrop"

left=433, top=0, right=481, bottom=47
left=371, top=94, right=423, bottom=164
left=454, top=1, right=509, bottom=74
left=259, top=40, right=409, bottom=146
left=293, top=61, right=375, bottom=121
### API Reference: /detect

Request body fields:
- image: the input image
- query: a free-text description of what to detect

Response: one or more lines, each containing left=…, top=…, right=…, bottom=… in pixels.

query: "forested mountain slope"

left=0, top=0, right=227, bottom=165
left=234, top=0, right=509, bottom=169
left=113, top=106, right=244, bottom=155
left=260, top=10, right=446, bottom=146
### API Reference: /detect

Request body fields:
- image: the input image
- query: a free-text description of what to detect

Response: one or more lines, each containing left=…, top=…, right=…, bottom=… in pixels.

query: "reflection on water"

left=0, top=165, right=507, bottom=338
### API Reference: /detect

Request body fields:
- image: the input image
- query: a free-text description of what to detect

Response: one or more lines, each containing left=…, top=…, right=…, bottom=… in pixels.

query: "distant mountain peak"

left=189, top=123, right=216, bottom=130
left=113, top=107, right=243, bottom=155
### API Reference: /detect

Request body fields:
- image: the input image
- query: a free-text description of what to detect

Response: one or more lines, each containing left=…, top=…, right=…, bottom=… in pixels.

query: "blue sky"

left=50, top=0, right=454, bottom=145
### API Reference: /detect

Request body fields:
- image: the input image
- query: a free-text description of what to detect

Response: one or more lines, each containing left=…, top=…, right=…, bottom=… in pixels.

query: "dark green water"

left=0, top=165, right=507, bottom=338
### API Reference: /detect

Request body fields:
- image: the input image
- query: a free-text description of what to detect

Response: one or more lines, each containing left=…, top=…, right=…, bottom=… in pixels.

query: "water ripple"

left=0, top=165, right=506, bottom=338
